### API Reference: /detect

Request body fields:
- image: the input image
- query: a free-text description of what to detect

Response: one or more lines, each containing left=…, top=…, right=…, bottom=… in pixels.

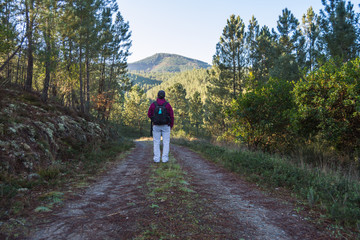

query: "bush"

left=230, top=78, right=295, bottom=152
left=293, top=58, right=360, bottom=154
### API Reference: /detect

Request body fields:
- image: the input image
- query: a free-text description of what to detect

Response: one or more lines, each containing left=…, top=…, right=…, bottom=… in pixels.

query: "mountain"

left=128, top=53, right=211, bottom=72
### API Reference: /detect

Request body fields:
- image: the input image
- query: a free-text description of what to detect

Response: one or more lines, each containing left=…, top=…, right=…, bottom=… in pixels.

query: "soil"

left=27, top=140, right=336, bottom=240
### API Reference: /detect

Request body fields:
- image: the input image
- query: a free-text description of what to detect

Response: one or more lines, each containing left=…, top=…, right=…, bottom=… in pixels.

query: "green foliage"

left=36, top=191, right=64, bottom=212
left=38, top=166, right=61, bottom=181
left=301, top=6, right=321, bottom=71
left=231, top=78, right=295, bottom=151
left=167, top=83, right=189, bottom=132
left=271, top=8, right=303, bottom=82
left=320, top=0, right=359, bottom=62
left=146, top=68, right=209, bottom=101
left=34, top=206, right=52, bottom=213
left=118, top=85, right=149, bottom=135
left=128, top=73, right=162, bottom=91
left=213, top=14, right=246, bottom=98
left=189, top=91, right=205, bottom=136
left=0, top=0, right=17, bottom=54
left=293, top=58, right=360, bottom=152
left=205, top=63, right=234, bottom=140
left=247, top=25, right=275, bottom=86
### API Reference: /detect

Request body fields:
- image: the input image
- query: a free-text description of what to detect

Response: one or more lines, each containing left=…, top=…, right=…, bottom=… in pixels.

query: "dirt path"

left=171, top=145, right=330, bottom=240
left=28, top=141, right=331, bottom=239
left=29, top=141, right=153, bottom=240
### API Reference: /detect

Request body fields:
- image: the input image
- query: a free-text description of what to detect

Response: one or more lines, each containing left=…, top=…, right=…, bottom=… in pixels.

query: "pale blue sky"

left=116, top=0, right=355, bottom=64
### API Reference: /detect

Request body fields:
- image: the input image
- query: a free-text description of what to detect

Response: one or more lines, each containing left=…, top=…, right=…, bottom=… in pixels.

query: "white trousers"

left=153, top=125, right=171, bottom=162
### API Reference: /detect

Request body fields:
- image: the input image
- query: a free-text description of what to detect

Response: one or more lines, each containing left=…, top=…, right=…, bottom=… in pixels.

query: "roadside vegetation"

left=173, top=138, right=360, bottom=238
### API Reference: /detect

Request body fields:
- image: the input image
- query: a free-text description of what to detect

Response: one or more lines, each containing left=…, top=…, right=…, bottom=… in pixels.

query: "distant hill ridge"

left=128, top=53, right=211, bottom=72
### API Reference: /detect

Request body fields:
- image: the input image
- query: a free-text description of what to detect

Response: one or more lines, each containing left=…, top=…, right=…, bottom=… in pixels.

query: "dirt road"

left=28, top=140, right=330, bottom=239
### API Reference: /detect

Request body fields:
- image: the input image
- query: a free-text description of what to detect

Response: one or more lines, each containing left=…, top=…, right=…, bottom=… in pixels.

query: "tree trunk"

left=98, top=56, right=106, bottom=94
left=15, top=49, right=21, bottom=84
left=41, top=26, right=51, bottom=103
left=24, top=0, right=34, bottom=92
left=79, top=45, right=84, bottom=113
left=237, top=53, right=242, bottom=95
left=232, top=51, right=236, bottom=99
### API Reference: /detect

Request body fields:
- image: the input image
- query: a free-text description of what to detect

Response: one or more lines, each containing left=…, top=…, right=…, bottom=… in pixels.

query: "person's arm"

left=148, top=102, right=155, bottom=119
left=167, top=104, right=174, bottom=129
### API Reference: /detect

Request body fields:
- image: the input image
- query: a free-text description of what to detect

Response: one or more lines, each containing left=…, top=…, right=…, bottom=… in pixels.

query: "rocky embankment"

left=0, top=87, right=110, bottom=178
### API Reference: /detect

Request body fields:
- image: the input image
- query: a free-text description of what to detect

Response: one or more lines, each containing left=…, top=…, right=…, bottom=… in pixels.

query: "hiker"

left=148, top=90, right=174, bottom=163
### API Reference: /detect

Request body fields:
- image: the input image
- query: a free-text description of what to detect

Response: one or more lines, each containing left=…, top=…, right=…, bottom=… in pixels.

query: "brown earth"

left=27, top=140, right=336, bottom=240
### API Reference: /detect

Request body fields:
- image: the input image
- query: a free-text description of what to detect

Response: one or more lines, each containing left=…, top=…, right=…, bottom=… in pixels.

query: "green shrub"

left=231, top=78, right=295, bottom=152
left=38, top=166, right=60, bottom=181
left=293, top=58, right=360, bottom=153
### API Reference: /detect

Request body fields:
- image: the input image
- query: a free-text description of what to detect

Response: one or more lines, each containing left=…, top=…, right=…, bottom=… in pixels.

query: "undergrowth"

left=173, top=138, right=360, bottom=237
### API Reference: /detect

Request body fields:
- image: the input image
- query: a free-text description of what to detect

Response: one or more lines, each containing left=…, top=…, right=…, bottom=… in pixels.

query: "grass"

left=135, top=155, right=226, bottom=239
left=173, top=138, right=360, bottom=238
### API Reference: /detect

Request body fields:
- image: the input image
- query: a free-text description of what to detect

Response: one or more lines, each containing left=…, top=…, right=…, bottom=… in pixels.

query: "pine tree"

left=253, top=26, right=276, bottom=84
left=302, top=7, right=321, bottom=71
left=0, top=0, right=19, bottom=82
left=122, top=85, right=149, bottom=134
left=214, top=14, right=246, bottom=99
left=167, top=83, right=188, bottom=132
left=320, top=0, right=359, bottom=62
left=204, top=65, right=232, bottom=139
left=189, top=91, right=204, bottom=136
left=246, top=15, right=260, bottom=68
left=38, top=0, right=59, bottom=102
left=271, top=8, right=302, bottom=81
left=108, top=11, right=132, bottom=93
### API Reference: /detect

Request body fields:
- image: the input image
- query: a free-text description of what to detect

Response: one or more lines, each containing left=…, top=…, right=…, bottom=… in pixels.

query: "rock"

left=27, top=173, right=41, bottom=181
left=17, top=188, right=29, bottom=193
left=22, top=143, right=31, bottom=151
left=58, top=123, right=66, bottom=132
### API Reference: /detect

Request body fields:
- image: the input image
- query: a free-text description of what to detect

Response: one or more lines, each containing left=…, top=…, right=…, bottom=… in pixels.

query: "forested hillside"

left=128, top=53, right=211, bottom=92
left=146, top=69, right=209, bottom=101
left=128, top=71, right=176, bottom=91
left=128, top=53, right=211, bottom=72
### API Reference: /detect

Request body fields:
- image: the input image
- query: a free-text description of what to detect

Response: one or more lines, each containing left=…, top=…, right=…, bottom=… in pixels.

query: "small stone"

left=17, top=188, right=29, bottom=193
left=8, top=127, right=16, bottom=134
left=22, top=143, right=31, bottom=151
left=27, top=173, right=41, bottom=181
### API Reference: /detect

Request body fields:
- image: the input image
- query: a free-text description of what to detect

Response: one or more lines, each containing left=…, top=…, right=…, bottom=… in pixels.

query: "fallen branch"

left=0, top=36, right=25, bottom=73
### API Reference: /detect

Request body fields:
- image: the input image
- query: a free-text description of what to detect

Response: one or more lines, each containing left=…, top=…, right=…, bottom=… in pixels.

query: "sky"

left=115, top=0, right=353, bottom=64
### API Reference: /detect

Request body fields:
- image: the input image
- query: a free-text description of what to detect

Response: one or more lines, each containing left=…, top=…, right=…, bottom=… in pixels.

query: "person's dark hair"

left=158, top=90, right=165, bottom=99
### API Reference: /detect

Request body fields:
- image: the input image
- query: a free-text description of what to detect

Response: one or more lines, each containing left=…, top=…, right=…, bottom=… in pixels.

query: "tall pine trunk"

left=15, top=49, right=21, bottom=84
left=86, top=55, right=90, bottom=113
left=232, top=51, right=236, bottom=99
left=24, top=0, right=34, bottom=92
left=79, top=45, right=84, bottom=113
left=41, top=26, right=51, bottom=102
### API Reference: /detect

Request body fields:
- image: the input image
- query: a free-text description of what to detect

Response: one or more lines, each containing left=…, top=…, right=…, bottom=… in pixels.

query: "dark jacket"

left=148, top=98, right=174, bottom=128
